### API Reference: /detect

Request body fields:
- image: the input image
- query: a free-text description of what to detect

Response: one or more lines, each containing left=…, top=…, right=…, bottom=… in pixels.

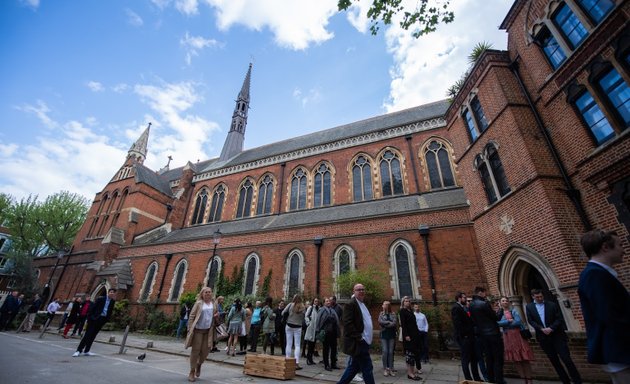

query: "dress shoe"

left=331, top=365, right=340, bottom=370
left=307, top=359, right=315, bottom=365
left=325, top=366, right=332, bottom=372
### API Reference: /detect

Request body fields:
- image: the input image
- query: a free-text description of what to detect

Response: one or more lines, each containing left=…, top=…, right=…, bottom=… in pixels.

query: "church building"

left=34, top=1, right=628, bottom=380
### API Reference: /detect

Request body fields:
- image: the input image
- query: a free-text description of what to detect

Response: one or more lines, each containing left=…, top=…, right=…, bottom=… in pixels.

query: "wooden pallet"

left=243, top=353, right=296, bottom=380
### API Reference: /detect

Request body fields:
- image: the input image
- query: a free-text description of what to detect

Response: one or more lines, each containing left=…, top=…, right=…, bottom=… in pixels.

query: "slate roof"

left=134, top=163, right=175, bottom=197
left=139, top=187, right=467, bottom=245
left=96, top=259, right=134, bottom=290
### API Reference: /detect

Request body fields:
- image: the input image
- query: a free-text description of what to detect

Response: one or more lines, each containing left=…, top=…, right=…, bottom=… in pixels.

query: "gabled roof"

left=137, top=187, right=467, bottom=245
left=96, top=259, right=134, bottom=290
left=134, top=163, right=173, bottom=197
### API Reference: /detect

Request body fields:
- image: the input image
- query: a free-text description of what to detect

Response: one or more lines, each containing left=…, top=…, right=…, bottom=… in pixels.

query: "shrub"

left=335, top=269, right=388, bottom=306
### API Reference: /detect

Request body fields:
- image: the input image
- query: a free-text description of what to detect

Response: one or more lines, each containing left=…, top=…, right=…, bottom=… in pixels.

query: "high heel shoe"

left=407, top=374, right=421, bottom=381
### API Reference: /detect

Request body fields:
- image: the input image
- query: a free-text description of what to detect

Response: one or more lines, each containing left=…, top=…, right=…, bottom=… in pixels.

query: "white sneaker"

left=72, top=352, right=80, bottom=357
left=83, top=352, right=95, bottom=356
left=352, top=374, right=364, bottom=383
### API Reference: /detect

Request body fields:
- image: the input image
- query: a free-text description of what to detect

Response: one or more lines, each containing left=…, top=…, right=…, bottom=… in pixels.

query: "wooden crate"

left=243, top=353, right=296, bottom=380
left=460, top=381, right=488, bottom=384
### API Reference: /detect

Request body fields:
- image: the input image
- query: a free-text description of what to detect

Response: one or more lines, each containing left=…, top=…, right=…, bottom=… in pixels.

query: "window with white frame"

left=423, top=139, right=456, bottom=189
left=139, top=262, right=158, bottom=302
left=236, top=179, right=254, bottom=218
left=256, top=175, right=274, bottom=215
left=168, top=260, right=187, bottom=302
left=206, top=256, right=222, bottom=290
left=290, top=168, right=308, bottom=211
left=379, top=150, right=404, bottom=197
left=333, top=245, right=356, bottom=299
left=352, top=155, right=374, bottom=202
left=462, top=95, right=489, bottom=142
left=208, top=185, right=225, bottom=222
left=390, top=240, right=419, bottom=299
left=191, top=189, right=208, bottom=225
left=285, top=250, right=304, bottom=299
left=243, top=253, right=260, bottom=296
left=313, top=163, right=332, bottom=208
left=474, top=142, right=511, bottom=205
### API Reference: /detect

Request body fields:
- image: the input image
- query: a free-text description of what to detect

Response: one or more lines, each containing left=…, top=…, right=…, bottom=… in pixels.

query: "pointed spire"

left=220, top=64, right=252, bottom=162
left=128, top=123, right=151, bottom=164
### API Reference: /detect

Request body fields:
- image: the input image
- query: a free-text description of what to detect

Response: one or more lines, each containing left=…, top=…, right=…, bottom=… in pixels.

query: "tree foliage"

left=2, top=191, right=89, bottom=293
left=446, top=41, right=493, bottom=100
left=338, top=0, right=454, bottom=38
left=335, top=269, right=388, bottom=306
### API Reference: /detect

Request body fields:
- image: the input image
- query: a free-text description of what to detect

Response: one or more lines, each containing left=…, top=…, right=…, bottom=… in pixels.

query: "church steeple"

left=127, top=123, right=150, bottom=164
left=219, top=63, right=252, bottom=162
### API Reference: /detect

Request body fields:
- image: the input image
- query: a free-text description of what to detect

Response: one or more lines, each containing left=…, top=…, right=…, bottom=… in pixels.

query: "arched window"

left=191, top=189, right=208, bottom=225
left=474, top=142, right=511, bottom=205
left=256, top=175, right=274, bottom=215
left=333, top=245, right=356, bottom=299
left=390, top=241, right=419, bottom=299
left=379, top=150, right=404, bottom=196
left=236, top=179, right=254, bottom=218
left=243, top=254, right=260, bottom=295
left=206, top=257, right=222, bottom=290
left=290, top=168, right=308, bottom=210
left=285, top=250, right=304, bottom=299
left=169, top=260, right=187, bottom=302
left=424, top=140, right=456, bottom=189
left=111, top=189, right=128, bottom=229
left=352, top=155, right=373, bottom=202
left=313, top=163, right=332, bottom=208
left=208, top=185, right=225, bottom=222
left=140, top=262, right=158, bottom=302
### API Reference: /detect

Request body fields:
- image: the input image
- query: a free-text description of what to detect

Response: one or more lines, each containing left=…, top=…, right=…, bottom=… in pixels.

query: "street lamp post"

left=212, top=229, right=222, bottom=258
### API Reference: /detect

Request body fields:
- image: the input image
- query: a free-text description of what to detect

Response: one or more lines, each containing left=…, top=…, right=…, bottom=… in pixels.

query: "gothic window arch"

left=236, top=178, right=254, bottom=218
left=422, top=139, right=457, bottom=190
left=313, top=162, right=333, bottom=208
left=351, top=154, right=374, bottom=202
left=284, top=250, right=304, bottom=299
left=290, top=167, right=308, bottom=211
left=474, top=142, right=511, bottom=205
left=390, top=240, right=419, bottom=300
left=168, top=259, right=188, bottom=302
left=461, top=93, right=489, bottom=142
left=333, top=245, right=356, bottom=299
left=378, top=148, right=404, bottom=197
left=88, top=192, right=109, bottom=238
left=111, top=189, right=128, bottom=229
left=97, top=192, right=117, bottom=236
left=191, top=188, right=209, bottom=225
left=139, top=262, right=158, bottom=302
left=243, top=253, right=260, bottom=296
left=205, top=256, right=222, bottom=291
left=209, top=184, right=226, bottom=222
left=256, top=174, right=275, bottom=215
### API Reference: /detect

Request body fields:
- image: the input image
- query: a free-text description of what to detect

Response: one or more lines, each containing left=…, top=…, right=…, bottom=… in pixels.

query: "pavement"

left=41, top=329, right=564, bottom=384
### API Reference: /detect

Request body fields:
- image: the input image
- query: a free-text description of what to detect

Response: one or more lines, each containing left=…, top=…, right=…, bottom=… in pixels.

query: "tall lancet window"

left=236, top=179, right=254, bottom=218
left=352, top=155, right=373, bottom=202
left=208, top=185, right=225, bottom=222
left=290, top=168, right=308, bottom=211
left=191, top=189, right=208, bottom=225
left=380, top=150, right=404, bottom=197
left=313, top=163, right=332, bottom=208
left=424, top=140, right=456, bottom=189
left=256, top=175, right=274, bottom=215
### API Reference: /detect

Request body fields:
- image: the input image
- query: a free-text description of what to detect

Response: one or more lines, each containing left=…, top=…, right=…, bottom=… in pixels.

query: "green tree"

left=0, top=193, right=12, bottom=225
left=36, top=191, right=89, bottom=252
left=336, top=269, right=388, bottom=306
left=338, top=0, right=454, bottom=38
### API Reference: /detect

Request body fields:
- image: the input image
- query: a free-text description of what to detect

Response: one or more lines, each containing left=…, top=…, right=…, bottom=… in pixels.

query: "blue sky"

left=0, top=0, right=514, bottom=202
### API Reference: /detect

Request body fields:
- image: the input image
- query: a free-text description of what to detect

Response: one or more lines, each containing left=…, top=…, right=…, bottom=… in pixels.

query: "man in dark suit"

left=452, top=291, right=482, bottom=381
left=469, top=286, right=504, bottom=384
left=337, top=283, right=374, bottom=384
left=525, top=288, right=581, bottom=384
left=0, top=290, right=20, bottom=331
left=578, top=229, right=630, bottom=383
left=73, top=289, right=116, bottom=357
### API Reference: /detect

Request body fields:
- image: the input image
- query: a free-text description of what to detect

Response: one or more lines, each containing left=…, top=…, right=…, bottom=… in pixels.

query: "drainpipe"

left=277, top=163, right=286, bottom=214
left=155, top=253, right=173, bottom=306
left=419, top=224, right=446, bottom=350
left=509, top=59, right=592, bottom=230
left=314, top=237, right=323, bottom=296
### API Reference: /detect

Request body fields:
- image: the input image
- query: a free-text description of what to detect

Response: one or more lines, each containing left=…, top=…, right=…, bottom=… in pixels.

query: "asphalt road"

left=0, top=331, right=300, bottom=384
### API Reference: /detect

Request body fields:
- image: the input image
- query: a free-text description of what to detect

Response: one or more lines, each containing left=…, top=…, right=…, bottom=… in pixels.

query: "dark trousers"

left=539, top=336, right=582, bottom=384
left=0, top=311, right=14, bottom=330
left=457, top=336, right=481, bottom=381
left=72, top=316, right=86, bottom=335
left=276, top=327, right=286, bottom=355
left=419, top=331, right=429, bottom=361
left=323, top=335, right=338, bottom=368
left=480, top=333, right=504, bottom=384
left=306, top=339, right=316, bottom=362
left=475, top=336, right=489, bottom=380
left=249, top=323, right=261, bottom=351
left=337, top=340, right=375, bottom=384
left=77, top=317, right=107, bottom=353
left=263, top=332, right=275, bottom=354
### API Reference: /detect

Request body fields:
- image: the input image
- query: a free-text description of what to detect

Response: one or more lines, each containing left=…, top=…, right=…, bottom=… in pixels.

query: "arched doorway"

left=92, top=282, right=108, bottom=300
left=498, top=246, right=580, bottom=332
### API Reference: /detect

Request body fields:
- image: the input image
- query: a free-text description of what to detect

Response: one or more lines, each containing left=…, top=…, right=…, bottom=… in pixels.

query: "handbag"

left=520, top=327, right=532, bottom=340
left=216, top=323, right=229, bottom=341
left=317, top=329, right=326, bottom=343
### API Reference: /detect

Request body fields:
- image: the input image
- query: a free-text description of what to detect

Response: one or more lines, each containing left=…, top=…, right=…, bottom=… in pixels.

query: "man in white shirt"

left=46, top=298, right=61, bottom=328
left=413, top=303, right=430, bottom=364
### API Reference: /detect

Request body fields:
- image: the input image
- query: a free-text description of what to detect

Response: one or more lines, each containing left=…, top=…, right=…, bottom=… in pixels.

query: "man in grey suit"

left=525, top=289, right=581, bottom=384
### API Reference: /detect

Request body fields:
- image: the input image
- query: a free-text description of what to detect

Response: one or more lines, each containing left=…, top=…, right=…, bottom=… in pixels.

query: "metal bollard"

left=118, top=325, right=130, bottom=354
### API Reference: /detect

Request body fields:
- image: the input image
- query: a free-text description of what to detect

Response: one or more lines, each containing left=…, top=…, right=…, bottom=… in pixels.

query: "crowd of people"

left=0, top=228, right=627, bottom=383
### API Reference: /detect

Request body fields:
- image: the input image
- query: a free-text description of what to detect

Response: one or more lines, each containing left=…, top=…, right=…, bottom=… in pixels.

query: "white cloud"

left=133, top=80, right=220, bottom=170
left=381, top=0, right=512, bottom=112
left=180, top=32, right=221, bottom=65
left=0, top=143, right=18, bottom=157
left=176, top=0, right=199, bottom=15
left=86, top=81, right=105, bottom=92
left=15, top=100, right=58, bottom=129
left=125, top=8, right=144, bottom=27
left=293, top=87, right=322, bottom=108
left=20, top=0, right=40, bottom=10
left=112, top=83, right=129, bottom=93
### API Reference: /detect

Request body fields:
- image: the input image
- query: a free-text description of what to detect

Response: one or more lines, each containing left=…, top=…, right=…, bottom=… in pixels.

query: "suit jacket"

left=451, top=303, right=475, bottom=339
left=470, top=295, right=500, bottom=336
left=0, top=295, right=19, bottom=314
left=578, top=262, right=630, bottom=365
left=88, top=296, right=115, bottom=322
left=341, top=297, right=364, bottom=357
left=525, top=299, right=565, bottom=342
